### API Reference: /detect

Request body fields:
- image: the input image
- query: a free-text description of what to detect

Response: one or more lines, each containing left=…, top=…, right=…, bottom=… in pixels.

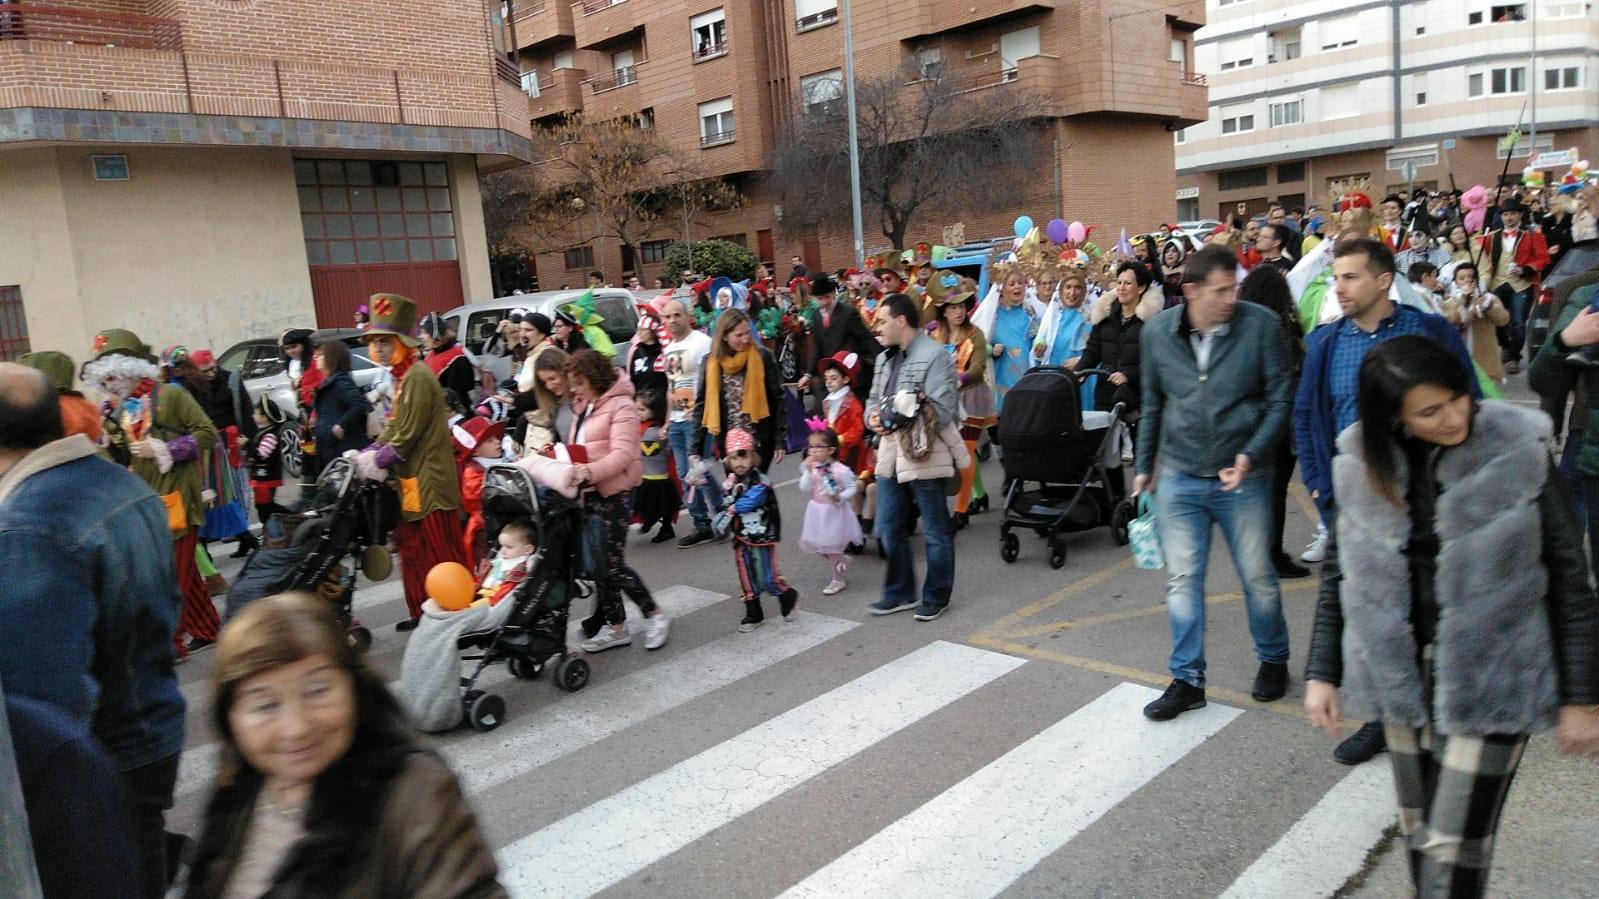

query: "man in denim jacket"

left=0, top=363, right=186, bottom=898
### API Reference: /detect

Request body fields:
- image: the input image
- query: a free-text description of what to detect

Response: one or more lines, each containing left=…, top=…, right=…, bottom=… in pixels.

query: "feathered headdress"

left=1327, top=175, right=1375, bottom=213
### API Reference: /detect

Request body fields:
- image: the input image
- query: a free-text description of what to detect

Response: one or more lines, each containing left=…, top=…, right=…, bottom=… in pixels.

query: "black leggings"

left=587, top=492, right=657, bottom=628
left=1270, top=435, right=1295, bottom=557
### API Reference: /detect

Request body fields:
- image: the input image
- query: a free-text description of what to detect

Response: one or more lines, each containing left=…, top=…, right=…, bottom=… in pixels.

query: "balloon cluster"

left=1522, top=167, right=1546, bottom=189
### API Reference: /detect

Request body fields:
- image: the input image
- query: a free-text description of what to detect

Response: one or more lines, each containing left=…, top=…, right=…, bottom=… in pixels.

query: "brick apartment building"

left=509, top=0, right=1208, bottom=287
left=0, top=0, right=535, bottom=361
left=1176, top=0, right=1599, bottom=223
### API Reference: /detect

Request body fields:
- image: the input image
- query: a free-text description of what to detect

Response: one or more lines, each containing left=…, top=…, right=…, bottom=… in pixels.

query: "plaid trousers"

left=1383, top=722, right=1528, bottom=899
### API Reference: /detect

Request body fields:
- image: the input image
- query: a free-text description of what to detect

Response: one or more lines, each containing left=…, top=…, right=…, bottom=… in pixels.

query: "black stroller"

left=453, top=464, right=590, bottom=732
left=227, top=456, right=398, bottom=649
left=996, top=366, right=1134, bottom=569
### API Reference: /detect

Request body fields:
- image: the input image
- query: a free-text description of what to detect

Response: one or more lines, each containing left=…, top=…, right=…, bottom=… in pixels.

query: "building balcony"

left=908, top=55, right=1063, bottom=117
left=1178, top=73, right=1207, bottom=125
left=512, top=0, right=574, bottom=51
left=0, top=3, right=183, bottom=50
left=572, top=0, right=640, bottom=50
left=902, top=0, right=1056, bottom=40
left=581, top=61, right=644, bottom=118
left=528, top=67, right=586, bottom=119
left=700, top=128, right=735, bottom=148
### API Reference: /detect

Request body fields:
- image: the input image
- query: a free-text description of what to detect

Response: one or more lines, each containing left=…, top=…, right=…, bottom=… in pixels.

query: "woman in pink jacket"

left=563, top=349, right=671, bottom=653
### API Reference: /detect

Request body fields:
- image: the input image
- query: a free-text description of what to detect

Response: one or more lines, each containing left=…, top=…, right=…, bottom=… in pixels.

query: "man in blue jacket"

left=0, top=362, right=186, bottom=899
left=1292, top=236, right=1479, bottom=766
left=1133, top=245, right=1294, bottom=722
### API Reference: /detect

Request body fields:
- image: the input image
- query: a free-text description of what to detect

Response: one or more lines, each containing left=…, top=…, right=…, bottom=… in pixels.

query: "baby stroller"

left=227, top=456, right=398, bottom=649
left=995, top=366, right=1134, bottom=569
left=452, top=464, right=590, bottom=732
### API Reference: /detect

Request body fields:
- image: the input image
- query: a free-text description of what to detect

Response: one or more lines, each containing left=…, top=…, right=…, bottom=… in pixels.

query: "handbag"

left=782, top=387, right=809, bottom=454
left=1127, top=493, right=1164, bottom=570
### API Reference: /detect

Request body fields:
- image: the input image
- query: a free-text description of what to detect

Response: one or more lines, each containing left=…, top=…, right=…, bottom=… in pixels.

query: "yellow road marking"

left=1000, top=578, right=1319, bottom=640
left=972, top=555, right=1138, bottom=639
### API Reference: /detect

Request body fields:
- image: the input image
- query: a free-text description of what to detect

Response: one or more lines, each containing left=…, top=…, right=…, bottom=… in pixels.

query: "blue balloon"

left=1013, top=215, right=1034, bottom=239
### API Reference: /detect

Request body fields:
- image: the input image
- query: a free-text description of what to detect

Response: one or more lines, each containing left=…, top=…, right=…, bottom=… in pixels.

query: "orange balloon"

left=426, top=561, right=475, bottom=612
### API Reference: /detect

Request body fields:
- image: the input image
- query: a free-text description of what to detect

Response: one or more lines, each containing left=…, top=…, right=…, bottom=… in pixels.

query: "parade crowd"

left=3, top=169, right=1599, bottom=899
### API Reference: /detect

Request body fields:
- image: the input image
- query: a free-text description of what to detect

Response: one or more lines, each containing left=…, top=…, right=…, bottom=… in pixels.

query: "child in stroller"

left=996, top=366, right=1135, bottom=569
left=395, top=464, right=590, bottom=733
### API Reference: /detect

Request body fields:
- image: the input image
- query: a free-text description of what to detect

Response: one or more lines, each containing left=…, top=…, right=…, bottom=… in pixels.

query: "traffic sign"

left=1442, top=138, right=1457, bottom=150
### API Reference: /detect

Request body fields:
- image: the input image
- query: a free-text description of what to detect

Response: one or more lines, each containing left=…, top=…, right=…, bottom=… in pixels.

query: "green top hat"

left=560, top=290, right=606, bottom=328
left=364, top=293, right=421, bottom=347
left=19, top=351, right=76, bottom=391
left=89, top=328, right=157, bottom=364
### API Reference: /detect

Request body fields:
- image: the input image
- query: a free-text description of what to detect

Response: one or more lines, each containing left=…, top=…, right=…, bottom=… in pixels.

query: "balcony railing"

left=585, top=64, right=637, bottom=93
left=700, top=128, right=735, bottom=147
left=693, top=40, right=727, bottom=61
left=579, top=0, right=624, bottom=14
left=513, top=0, right=549, bottom=19
left=796, top=8, right=839, bottom=32
left=1181, top=72, right=1208, bottom=86
left=0, top=4, right=182, bottom=51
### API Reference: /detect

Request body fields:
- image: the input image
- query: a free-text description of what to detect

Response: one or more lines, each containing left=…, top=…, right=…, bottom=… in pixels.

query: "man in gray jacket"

left=1133, top=244, right=1294, bottom=721
left=866, top=293, right=962, bottom=621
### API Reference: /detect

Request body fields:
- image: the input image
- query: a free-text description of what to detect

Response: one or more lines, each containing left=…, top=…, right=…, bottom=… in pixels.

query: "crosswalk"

left=169, top=581, right=1401, bottom=899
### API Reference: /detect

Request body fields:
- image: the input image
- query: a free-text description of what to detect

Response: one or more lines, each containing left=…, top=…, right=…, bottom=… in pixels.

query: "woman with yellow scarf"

left=691, top=308, right=788, bottom=473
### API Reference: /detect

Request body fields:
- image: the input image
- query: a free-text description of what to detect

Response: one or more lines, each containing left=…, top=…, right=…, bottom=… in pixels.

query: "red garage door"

left=296, top=158, right=464, bottom=328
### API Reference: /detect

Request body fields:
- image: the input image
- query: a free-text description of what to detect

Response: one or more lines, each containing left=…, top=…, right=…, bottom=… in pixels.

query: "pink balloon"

left=1066, top=221, right=1086, bottom=244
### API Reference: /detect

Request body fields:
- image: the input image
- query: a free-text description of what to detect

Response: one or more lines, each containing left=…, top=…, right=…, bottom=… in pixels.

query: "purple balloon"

left=1046, top=218, right=1069, bottom=244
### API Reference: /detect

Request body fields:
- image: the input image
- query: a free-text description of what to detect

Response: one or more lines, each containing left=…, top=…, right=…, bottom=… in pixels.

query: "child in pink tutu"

left=797, top=421, right=863, bottom=595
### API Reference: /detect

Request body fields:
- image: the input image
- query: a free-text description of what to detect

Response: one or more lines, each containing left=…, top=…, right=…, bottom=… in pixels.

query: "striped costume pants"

left=172, top=527, right=219, bottom=654
left=734, top=540, right=790, bottom=600
left=394, top=509, right=469, bottom=619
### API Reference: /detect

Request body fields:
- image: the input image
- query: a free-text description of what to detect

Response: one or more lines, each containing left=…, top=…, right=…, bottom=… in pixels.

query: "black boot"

left=1334, top=722, right=1388, bottom=765
left=778, top=587, right=799, bottom=620
left=230, top=531, right=260, bottom=559
left=952, top=511, right=969, bottom=530
left=738, top=599, right=765, bottom=632
left=651, top=522, right=676, bottom=544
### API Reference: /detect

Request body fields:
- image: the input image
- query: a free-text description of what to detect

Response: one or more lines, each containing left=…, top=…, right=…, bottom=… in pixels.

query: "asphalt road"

left=169, top=379, right=1597, bottom=898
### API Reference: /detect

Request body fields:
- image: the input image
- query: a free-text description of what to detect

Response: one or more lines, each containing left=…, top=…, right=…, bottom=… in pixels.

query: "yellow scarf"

left=702, top=345, right=768, bottom=436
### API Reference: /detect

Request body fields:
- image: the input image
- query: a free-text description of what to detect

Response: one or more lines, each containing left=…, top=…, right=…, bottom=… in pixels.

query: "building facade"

left=508, top=0, right=1208, bottom=287
left=0, top=0, right=535, bottom=361
left=1176, top=0, right=1599, bottom=222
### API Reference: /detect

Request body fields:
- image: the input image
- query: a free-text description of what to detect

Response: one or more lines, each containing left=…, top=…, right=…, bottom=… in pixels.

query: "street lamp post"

left=841, top=0, right=865, bottom=269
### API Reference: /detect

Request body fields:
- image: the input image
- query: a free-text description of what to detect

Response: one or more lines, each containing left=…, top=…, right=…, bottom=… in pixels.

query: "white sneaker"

left=580, top=625, right=632, bottom=653
left=1300, top=526, right=1328, bottom=564
left=643, top=615, right=670, bottom=650
left=822, top=578, right=846, bottom=596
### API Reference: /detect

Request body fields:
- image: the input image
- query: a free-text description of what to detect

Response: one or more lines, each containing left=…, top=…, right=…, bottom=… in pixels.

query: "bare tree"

left=771, top=62, right=1051, bottom=250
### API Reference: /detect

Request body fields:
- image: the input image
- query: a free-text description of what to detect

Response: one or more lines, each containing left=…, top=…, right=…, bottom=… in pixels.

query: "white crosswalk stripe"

left=779, top=682, right=1242, bottom=899
left=494, top=640, right=1028, bottom=897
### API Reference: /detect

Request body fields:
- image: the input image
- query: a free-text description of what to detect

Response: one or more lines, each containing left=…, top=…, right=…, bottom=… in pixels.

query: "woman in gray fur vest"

left=1304, top=336, right=1599, bottom=899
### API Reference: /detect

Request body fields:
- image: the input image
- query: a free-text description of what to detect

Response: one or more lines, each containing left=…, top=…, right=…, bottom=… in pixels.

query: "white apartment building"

left=1175, top=0, right=1599, bottom=221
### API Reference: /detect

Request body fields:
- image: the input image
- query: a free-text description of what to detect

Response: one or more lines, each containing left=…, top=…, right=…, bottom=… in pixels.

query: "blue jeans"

left=667, top=419, right=722, bottom=532
left=1155, top=470, right=1290, bottom=688
left=876, top=476, right=955, bottom=610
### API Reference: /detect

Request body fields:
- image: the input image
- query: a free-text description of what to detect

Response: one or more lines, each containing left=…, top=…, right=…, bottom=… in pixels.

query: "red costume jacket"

left=1479, top=228, right=1551, bottom=288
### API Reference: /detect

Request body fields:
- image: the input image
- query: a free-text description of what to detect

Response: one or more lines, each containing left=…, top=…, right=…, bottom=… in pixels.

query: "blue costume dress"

left=990, top=302, right=1039, bottom=412
left=1039, top=304, right=1096, bottom=410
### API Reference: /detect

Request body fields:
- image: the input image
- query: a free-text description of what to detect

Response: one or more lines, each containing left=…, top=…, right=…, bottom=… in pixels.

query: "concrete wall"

left=450, top=153, right=497, bottom=302
left=0, top=146, right=316, bottom=360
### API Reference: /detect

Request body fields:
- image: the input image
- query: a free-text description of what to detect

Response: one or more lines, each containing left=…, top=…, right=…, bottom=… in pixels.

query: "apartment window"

left=1468, top=72, right=1484, bottom=96
left=520, top=69, right=541, bottom=97
left=915, top=46, right=944, bottom=81
left=611, top=49, right=638, bottom=86
left=1217, top=0, right=1248, bottom=6
left=552, top=50, right=574, bottom=70
left=796, top=0, right=838, bottom=31
left=1218, top=167, right=1268, bottom=191
left=1325, top=172, right=1371, bottom=192
left=1278, top=162, right=1305, bottom=183
left=1000, top=26, right=1041, bottom=75
left=1220, top=104, right=1255, bottom=134
left=699, top=97, right=735, bottom=146
left=1490, top=3, right=1526, bottom=21
left=1386, top=144, right=1440, bottom=171
left=1541, top=2, right=1585, bottom=17
left=1320, top=83, right=1360, bottom=120
left=1412, top=71, right=1427, bottom=107
left=1545, top=65, right=1582, bottom=91
left=1490, top=65, right=1526, bottom=94
left=691, top=8, right=727, bottom=59
left=640, top=240, right=671, bottom=263
left=1319, top=14, right=1359, bottom=51
left=295, top=159, right=457, bottom=265
left=1169, top=38, right=1184, bottom=64
left=1268, top=27, right=1301, bottom=63
left=713, top=233, right=748, bottom=248
left=1269, top=99, right=1303, bottom=127
left=1174, top=128, right=1187, bottom=144
left=1217, top=36, right=1254, bottom=71
left=0, top=286, right=28, bottom=361
left=564, top=246, right=595, bottom=270
left=1468, top=11, right=1484, bottom=24
left=801, top=69, right=844, bottom=114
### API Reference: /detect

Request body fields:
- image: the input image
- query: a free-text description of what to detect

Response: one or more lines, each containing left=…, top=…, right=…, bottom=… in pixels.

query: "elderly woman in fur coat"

left=1304, top=337, right=1599, bottom=899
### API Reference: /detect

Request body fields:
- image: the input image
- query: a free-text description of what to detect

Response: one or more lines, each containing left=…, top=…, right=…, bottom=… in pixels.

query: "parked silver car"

left=216, top=328, right=383, bottom=477
left=443, top=289, right=642, bottom=383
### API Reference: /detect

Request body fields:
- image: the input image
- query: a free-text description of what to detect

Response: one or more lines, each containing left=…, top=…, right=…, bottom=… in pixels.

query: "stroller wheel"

left=346, top=626, right=372, bottom=654
left=1110, top=500, right=1134, bottom=547
left=508, top=656, right=542, bottom=681
left=465, top=691, right=506, bottom=732
left=1048, top=538, right=1068, bottom=570
left=554, top=656, right=590, bottom=693
left=1000, top=531, right=1020, bottom=564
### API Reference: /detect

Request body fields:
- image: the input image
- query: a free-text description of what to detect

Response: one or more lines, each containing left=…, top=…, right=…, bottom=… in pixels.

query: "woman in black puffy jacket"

left=312, top=338, right=372, bottom=461
left=1072, top=261, right=1160, bottom=413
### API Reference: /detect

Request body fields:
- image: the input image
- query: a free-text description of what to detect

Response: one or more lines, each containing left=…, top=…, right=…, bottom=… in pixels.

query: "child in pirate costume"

left=712, top=428, right=799, bottom=632
left=83, top=329, right=221, bottom=659
left=352, top=293, right=471, bottom=631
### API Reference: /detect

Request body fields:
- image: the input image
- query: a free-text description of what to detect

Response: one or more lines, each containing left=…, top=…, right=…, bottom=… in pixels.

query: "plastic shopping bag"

left=1127, top=493, right=1164, bottom=570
